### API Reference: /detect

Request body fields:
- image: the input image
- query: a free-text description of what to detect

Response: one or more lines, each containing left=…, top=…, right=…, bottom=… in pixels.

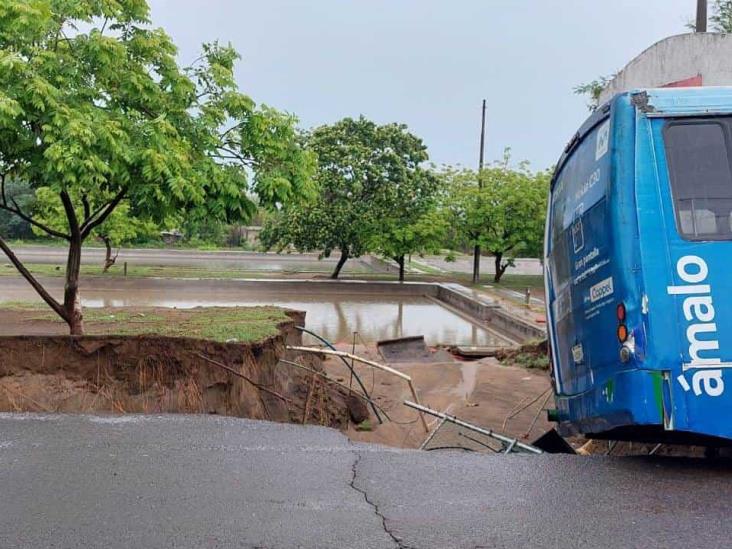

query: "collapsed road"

left=0, top=414, right=730, bottom=548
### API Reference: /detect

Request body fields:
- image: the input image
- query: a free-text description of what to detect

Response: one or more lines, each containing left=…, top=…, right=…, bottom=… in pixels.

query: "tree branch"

left=81, top=194, right=91, bottom=222
left=216, top=146, right=255, bottom=167
left=0, top=235, right=66, bottom=321
left=80, top=187, right=127, bottom=239
left=60, top=190, right=80, bottom=238
left=0, top=198, right=70, bottom=240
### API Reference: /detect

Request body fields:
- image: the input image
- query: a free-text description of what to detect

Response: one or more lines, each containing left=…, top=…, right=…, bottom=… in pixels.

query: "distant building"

left=599, top=33, right=732, bottom=104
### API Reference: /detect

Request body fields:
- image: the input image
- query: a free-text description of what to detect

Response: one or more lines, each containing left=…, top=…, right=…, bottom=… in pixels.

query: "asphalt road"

left=1, top=414, right=730, bottom=548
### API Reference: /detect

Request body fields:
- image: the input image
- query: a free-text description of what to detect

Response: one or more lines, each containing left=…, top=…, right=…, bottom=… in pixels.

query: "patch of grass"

left=89, top=307, right=290, bottom=342
left=486, top=274, right=544, bottom=292
left=5, top=303, right=290, bottom=343
left=0, top=301, right=47, bottom=311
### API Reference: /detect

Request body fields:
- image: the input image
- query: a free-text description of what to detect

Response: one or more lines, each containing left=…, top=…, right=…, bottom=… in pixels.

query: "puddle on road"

left=452, top=362, right=479, bottom=399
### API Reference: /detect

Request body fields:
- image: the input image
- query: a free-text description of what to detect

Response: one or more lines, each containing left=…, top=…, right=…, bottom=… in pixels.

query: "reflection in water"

left=10, top=290, right=503, bottom=346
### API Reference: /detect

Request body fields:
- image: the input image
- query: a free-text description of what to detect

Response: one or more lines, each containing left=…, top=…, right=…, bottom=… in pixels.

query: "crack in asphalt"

left=349, top=448, right=411, bottom=549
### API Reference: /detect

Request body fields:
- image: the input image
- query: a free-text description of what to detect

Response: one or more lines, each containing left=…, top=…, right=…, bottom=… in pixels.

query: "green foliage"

left=442, top=150, right=549, bottom=282
left=573, top=75, right=615, bottom=112
left=0, top=1, right=312, bottom=226
left=372, top=208, right=448, bottom=271
left=0, top=0, right=313, bottom=331
left=711, top=0, right=732, bottom=31
left=261, top=117, right=436, bottom=278
left=369, top=158, right=445, bottom=277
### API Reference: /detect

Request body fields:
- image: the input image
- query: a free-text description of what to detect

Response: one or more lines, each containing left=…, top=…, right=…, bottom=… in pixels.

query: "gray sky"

left=149, top=0, right=693, bottom=171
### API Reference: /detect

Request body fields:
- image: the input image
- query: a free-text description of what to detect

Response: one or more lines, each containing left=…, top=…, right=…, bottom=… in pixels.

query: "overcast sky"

left=148, top=0, right=694, bottom=171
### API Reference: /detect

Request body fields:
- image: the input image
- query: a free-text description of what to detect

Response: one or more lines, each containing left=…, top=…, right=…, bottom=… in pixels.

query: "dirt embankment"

left=0, top=309, right=357, bottom=428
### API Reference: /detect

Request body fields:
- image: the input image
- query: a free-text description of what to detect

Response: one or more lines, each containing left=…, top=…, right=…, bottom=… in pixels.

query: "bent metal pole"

left=404, top=400, right=543, bottom=454
left=287, top=346, right=430, bottom=433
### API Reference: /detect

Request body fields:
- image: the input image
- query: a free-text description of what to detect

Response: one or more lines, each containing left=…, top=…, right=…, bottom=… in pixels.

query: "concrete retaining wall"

left=435, top=284, right=545, bottom=342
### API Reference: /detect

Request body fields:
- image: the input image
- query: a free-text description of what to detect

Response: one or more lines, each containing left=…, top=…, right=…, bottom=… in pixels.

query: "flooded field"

left=0, top=277, right=505, bottom=346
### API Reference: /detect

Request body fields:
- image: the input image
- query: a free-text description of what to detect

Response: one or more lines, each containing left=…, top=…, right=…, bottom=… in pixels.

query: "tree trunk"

left=0, top=235, right=67, bottom=321
left=493, top=252, right=508, bottom=283
left=64, top=233, right=84, bottom=335
left=331, top=248, right=349, bottom=279
left=101, top=236, right=117, bottom=273
left=396, top=255, right=405, bottom=282
left=472, top=244, right=481, bottom=284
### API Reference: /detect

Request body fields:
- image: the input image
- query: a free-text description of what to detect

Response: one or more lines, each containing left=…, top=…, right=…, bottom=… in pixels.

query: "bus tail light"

left=616, top=303, right=626, bottom=322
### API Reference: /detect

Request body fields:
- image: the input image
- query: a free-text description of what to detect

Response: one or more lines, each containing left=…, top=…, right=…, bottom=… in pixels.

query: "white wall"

left=599, top=33, right=732, bottom=104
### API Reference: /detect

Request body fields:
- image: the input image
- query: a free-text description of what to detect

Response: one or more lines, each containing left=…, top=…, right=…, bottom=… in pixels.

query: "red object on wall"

left=662, top=75, right=703, bottom=88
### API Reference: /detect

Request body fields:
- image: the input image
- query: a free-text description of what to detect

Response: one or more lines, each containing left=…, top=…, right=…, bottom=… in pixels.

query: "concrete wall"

left=599, top=33, right=732, bottom=104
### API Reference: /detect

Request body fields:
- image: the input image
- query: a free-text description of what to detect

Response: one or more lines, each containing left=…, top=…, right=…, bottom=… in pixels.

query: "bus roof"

left=552, top=86, right=732, bottom=188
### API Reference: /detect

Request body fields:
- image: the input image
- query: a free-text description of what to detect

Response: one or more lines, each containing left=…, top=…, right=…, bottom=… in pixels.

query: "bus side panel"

left=641, top=115, right=732, bottom=440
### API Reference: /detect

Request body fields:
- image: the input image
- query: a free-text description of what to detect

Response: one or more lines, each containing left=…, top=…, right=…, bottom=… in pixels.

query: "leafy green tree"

left=0, top=0, right=313, bottom=334
left=371, top=199, right=446, bottom=282
left=262, top=117, right=435, bottom=279
left=443, top=153, right=549, bottom=283
left=33, top=187, right=157, bottom=271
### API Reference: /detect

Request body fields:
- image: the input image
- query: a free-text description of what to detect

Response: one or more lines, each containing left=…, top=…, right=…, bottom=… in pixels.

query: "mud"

left=320, top=343, right=554, bottom=449
left=0, top=311, right=352, bottom=428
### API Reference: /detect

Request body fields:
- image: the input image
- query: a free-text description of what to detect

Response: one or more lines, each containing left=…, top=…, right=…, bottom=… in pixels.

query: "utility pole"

left=696, top=0, right=708, bottom=32
left=472, top=99, right=486, bottom=284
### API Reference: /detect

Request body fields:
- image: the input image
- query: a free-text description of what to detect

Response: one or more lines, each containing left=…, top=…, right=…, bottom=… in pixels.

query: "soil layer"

left=0, top=307, right=352, bottom=428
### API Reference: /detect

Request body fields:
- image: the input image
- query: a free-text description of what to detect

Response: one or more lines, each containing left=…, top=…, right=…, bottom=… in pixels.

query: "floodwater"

left=81, top=293, right=503, bottom=346
left=0, top=278, right=505, bottom=346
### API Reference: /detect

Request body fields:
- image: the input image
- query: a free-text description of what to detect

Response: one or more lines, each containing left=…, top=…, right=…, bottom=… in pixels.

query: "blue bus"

left=545, top=87, right=732, bottom=445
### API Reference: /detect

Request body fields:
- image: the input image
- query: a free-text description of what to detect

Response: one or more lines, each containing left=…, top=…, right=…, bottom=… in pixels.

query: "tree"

left=443, top=152, right=548, bottom=283
left=371, top=197, right=446, bottom=282
left=261, top=117, right=435, bottom=279
left=0, top=0, right=313, bottom=334
left=33, top=187, right=157, bottom=272
left=478, top=166, right=548, bottom=282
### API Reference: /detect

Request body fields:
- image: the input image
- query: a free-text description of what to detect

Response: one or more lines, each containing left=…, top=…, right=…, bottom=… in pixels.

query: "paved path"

left=1, top=414, right=730, bottom=548
left=415, top=255, right=543, bottom=277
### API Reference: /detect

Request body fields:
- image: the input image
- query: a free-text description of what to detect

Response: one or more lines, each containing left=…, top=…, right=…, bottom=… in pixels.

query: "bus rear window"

left=664, top=120, right=732, bottom=240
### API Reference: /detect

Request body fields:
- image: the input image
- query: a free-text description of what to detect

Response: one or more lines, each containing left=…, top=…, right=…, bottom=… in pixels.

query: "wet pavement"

left=0, top=414, right=730, bottom=549
left=415, top=255, right=543, bottom=276
left=0, top=277, right=507, bottom=346
left=7, top=246, right=380, bottom=273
